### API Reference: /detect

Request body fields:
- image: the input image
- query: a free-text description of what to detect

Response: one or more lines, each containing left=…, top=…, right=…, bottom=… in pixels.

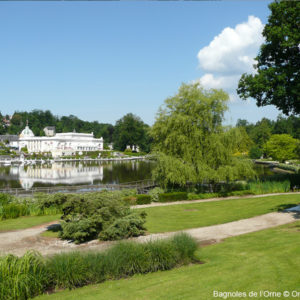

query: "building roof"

left=20, top=126, right=34, bottom=138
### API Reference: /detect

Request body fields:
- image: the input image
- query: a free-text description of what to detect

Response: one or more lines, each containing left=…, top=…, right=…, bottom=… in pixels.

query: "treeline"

left=236, top=115, right=300, bottom=160
left=0, top=110, right=152, bottom=152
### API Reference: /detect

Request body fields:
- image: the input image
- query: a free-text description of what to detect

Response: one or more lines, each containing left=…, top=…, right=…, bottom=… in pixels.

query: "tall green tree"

left=237, top=1, right=300, bottom=115
left=113, top=113, right=151, bottom=152
left=151, top=83, right=255, bottom=187
left=264, top=134, right=299, bottom=162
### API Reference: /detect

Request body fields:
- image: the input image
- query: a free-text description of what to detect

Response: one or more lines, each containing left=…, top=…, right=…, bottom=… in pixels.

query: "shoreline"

left=0, top=155, right=149, bottom=165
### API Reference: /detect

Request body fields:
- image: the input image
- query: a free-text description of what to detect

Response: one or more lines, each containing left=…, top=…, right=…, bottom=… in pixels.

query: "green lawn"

left=1, top=194, right=299, bottom=234
left=141, top=194, right=300, bottom=233
left=35, top=220, right=300, bottom=300
left=0, top=214, right=61, bottom=232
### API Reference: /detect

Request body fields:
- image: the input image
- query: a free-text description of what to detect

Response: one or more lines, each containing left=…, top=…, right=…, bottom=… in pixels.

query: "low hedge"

left=136, top=194, right=152, bottom=205
left=158, top=192, right=188, bottom=202
left=1, top=233, right=198, bottom=299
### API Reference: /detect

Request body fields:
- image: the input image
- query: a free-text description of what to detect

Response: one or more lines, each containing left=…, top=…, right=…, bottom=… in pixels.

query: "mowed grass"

left=1, top=194, right=300, bottom=234
left=140, top=194, right=300, bottom=233
left=35, top=220, right=300, bottom=300
left=0, top=214, right=61, bottom=232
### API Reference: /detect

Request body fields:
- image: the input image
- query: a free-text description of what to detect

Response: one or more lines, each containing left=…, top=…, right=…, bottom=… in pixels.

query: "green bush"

left=59, top=191, right=147, bottom=244
left=148, top=187, right=164, bottom=202
left=136, top=194, right=151, bottom=204
left=35, top=193, right=70, bottom=209
left=159, top=192, right=188, bottom=202
left=99, top=212, right=147, bottom=241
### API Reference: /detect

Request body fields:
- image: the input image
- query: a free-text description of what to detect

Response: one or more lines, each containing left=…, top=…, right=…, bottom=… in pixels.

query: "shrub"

left=148, top=187, right=164, bottom=202
left=36, top=193, right=70, bottom=209
left=158, top=192, right=188, bottom=202
left=136, top=194, right=151, bottom=205
left=59, top=218, right=100, bottom=244
left=99, top=212, right=147, bottom=241
left=59, top=191, right=147, bottom=243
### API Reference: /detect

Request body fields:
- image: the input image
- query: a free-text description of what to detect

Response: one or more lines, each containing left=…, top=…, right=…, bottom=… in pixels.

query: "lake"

left=0, top=160, right=155, bottom=190
left=0, top=160, right=280, bottom=191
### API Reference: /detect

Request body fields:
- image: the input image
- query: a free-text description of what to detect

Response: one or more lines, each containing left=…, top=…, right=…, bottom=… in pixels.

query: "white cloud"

left=197, top=16, right=264, bottom=75
left=196, top=73, right=240, bottom=90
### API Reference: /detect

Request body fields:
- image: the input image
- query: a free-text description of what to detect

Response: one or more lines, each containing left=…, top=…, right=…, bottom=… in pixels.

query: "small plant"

left=148, top=187, right=164, bottom=202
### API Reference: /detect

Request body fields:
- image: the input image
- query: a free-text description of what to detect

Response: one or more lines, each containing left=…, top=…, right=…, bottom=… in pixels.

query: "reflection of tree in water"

left=98, top=161, right=155, bottom=184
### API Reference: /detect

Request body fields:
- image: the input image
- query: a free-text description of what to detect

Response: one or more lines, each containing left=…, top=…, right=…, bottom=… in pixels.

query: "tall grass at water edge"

left=248, top=180, right=290, bottom=194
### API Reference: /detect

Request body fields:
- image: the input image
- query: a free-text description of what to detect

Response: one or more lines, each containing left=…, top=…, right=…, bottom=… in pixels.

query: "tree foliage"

left=264, top=134, right=299, bottom=162
left=113, top=113, right=151, bottom=152
left=151, top=83, right=255, bottom=187
left=237, top=0, right=300, bottom=115
left=2, top=110, right=115, bottom=142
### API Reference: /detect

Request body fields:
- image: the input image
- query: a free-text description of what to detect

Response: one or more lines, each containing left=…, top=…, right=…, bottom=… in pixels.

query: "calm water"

left=0, top=160, right=155, bottom=190
left=0, top=161, right=278, bottom=191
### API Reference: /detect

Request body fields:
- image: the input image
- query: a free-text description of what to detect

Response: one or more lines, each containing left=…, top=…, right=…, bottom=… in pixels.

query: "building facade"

left=19, top=125, right=103, bottom=157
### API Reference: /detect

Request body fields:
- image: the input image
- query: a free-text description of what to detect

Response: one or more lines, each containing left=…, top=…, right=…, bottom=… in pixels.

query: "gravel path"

left=0, top=210, right=298, bottom=256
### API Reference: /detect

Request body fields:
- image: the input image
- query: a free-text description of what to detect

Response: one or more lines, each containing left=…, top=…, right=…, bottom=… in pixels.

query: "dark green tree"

left=237, top=1, right=300, bottom=115
left=113, top=113, right=151, bottom=152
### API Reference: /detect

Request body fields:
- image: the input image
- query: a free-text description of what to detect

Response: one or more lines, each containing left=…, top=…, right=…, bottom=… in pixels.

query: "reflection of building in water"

left=17, top=163, right=104, bottom=190
left=19, top=124, right=103, bottom=157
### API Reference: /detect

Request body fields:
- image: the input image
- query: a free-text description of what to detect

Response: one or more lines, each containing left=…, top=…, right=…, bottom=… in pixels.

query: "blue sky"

left=0, top=1, right=279, bottom=126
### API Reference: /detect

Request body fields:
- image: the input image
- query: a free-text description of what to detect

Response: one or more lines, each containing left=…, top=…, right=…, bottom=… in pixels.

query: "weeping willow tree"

left=150, top=83, right=255, bottom=187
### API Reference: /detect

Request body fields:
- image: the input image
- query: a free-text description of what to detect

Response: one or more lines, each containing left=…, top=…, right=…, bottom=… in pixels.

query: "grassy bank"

left=141, top=194, right=300, bottom=233
left=35, top=220, right=300, bottom=300
left=0, top=214, right=61, bottom=232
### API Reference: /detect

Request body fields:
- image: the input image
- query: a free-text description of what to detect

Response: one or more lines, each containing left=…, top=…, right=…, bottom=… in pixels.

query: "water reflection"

left=0, top=160, right=154, bottom=190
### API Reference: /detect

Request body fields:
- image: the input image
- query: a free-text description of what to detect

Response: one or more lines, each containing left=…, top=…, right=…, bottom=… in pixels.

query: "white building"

left=19, top=125, right=103, bottom=157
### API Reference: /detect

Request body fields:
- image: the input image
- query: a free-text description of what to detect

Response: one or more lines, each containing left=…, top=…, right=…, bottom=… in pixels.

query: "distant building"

left=19, top=125, right=104, bottom=158
left=44, top=126, right=56, bottom=137
left=0, top=134, right=19, bottom=149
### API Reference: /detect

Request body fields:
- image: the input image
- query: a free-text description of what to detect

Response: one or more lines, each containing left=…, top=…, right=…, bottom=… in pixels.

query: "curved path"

left=0, top=209, right=299, bottom=256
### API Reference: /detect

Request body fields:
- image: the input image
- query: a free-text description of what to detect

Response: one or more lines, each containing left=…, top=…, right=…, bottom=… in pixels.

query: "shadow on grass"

left=275, top=203, right=300, bottom=220
left=46, top=223, right=62, bottom=232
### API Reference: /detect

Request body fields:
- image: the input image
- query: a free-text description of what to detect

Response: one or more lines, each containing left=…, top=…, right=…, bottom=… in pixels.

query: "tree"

left=113, top=113, right=151, bottom=152
left=151, top=83, right=255, bottom=187
left=264, top=134, right=299, bottom=162
left=237, top=1, right=300, bottom=115
left=249, top=118, right=273, bottom=148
